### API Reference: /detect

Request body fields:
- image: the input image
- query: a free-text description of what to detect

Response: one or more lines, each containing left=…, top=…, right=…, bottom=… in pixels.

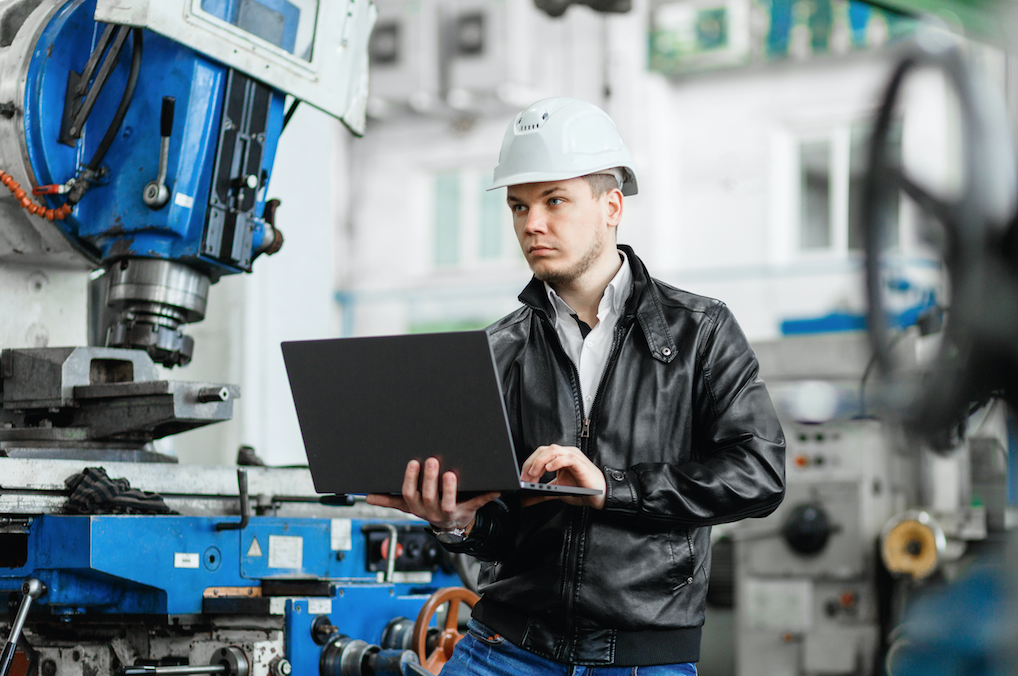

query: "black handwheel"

left=863, top=38, right=1018, bottom=447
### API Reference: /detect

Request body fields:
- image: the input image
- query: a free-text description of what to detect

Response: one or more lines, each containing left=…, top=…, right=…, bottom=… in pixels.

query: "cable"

left=282, top=98, right=300, bottom=131
left=86, top=27, right=143, bottom=173
left=0, top=170, right=72, bottom=221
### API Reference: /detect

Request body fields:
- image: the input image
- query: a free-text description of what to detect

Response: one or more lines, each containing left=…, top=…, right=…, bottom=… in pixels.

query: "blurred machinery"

left=733, top=20, right=1018, bottom=676
left=0, top=1, right=478, bottom=675
left=860, top=32, right=1018, bottom=675
left=735, top=328, right=1015, bottom=676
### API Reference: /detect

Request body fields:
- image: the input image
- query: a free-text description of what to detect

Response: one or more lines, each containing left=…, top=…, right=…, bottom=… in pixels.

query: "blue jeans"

left=440, top=620, right=698, bottom=676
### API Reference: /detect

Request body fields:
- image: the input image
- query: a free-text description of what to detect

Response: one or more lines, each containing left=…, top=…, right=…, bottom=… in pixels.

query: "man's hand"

left=520, top=444, right=606, bottom=509
left=365, top=458, right=500, bottom=534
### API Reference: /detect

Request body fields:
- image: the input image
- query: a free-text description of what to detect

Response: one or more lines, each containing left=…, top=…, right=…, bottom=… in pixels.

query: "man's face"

left=506, top=177, right=621, bottom=287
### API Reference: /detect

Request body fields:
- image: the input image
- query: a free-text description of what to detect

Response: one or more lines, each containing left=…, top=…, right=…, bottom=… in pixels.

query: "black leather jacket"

left=446, top=246, right=785, bottom=666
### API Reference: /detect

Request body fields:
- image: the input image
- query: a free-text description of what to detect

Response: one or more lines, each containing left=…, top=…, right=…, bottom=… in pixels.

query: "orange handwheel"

left=412, top=587, right=479, bottom=674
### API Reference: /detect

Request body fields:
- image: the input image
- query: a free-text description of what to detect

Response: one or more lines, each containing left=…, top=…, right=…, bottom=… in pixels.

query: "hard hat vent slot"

left=517, top=108, right=549, bottom=133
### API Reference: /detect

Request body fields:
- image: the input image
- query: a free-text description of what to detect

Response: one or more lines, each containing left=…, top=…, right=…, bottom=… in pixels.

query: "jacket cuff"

left=603, top=466, right=640, bottom=514
left=436, top=505, right=490, bottom=555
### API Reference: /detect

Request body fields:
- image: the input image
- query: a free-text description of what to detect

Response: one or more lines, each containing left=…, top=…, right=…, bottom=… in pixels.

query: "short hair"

left=583, top=173, right=622, bottom=198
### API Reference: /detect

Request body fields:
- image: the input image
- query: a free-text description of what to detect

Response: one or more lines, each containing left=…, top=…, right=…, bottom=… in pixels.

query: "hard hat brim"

left=487, top=168, right=638, bottom=196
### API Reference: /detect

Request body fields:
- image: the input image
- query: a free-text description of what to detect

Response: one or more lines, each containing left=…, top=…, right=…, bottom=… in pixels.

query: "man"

left=367, top=97, right=785, bottom=673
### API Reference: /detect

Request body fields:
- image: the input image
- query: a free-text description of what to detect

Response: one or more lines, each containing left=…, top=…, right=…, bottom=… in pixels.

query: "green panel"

left=867, top=0, right=1010, bottom=44
left=434, top=172, right=460, bottom=267
left=479, top=177, right=505, bottom=260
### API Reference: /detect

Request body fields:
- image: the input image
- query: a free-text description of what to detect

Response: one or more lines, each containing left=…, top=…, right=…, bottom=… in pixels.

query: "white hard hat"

left=488, top=97, right=639, bottom=196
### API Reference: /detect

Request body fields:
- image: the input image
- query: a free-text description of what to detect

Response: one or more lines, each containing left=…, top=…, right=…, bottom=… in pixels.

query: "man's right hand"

left=365, top=457, right=500, bottom=535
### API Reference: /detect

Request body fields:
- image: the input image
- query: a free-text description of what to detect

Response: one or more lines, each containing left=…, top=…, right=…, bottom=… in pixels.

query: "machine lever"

left=119, top=667, right=226, bottom=676
left=362, top=524, right=400, bottom=583
left=143, top=96, right=175, bottom=209
left=0, top=578, right=46, bottom=676
left=216, top=468, right=250, bottom=532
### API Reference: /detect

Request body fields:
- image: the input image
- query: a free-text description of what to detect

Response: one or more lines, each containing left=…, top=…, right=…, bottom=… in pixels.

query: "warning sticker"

left=247, top=537, right=263, bottom=557
left=308, top=598, right=333, bottom=615
left=268, top=535, right=303, bottom=569
left=331, top=519, right=352, bottom=551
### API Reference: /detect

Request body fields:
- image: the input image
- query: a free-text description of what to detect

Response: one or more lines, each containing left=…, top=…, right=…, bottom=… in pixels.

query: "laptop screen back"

left=282, top=331, right=523, bottom=495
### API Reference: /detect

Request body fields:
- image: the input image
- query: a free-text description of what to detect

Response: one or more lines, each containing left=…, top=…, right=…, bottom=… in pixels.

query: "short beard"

left=534, top=227, right=607, bottom=287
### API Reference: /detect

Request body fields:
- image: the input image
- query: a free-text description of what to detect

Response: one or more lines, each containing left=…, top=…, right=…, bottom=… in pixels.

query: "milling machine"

left=0, top=2, right=474, bottom=676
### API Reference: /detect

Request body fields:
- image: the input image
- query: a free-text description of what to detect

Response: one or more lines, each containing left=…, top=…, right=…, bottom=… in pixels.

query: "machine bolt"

left=40, top=659, right=56, bottom=676
left=269, top=657, right=291, bottom=676
left=198, top=387, right=230, bottom=403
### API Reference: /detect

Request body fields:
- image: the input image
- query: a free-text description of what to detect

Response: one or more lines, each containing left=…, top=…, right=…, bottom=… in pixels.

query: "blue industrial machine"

left=0, top=2, right=478, bottom=676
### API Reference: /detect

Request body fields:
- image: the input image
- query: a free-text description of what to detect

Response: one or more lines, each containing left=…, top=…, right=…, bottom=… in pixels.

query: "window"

left=431, top=170, right=520, bottom=270
left=800, top=139, right=831, bottom=250
left=434, top=172, right=461, bottom=267
left=795, top=121, right=901, bottom=255
left=848, top=122, right=900, bottom=251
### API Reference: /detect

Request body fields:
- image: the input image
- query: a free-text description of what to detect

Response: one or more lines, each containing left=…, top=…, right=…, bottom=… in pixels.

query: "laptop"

left=281, top=330, right=601, bottom=498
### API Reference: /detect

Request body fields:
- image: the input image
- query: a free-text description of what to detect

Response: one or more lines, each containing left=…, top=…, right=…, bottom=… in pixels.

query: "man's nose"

left=523, top=208, right=547, bottom=233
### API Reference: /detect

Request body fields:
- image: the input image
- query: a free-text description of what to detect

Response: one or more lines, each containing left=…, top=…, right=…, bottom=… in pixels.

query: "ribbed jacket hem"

left=473, top=600, right=702, bottom=666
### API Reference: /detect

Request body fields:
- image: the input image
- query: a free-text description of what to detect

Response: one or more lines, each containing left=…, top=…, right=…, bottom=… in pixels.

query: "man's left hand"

left=520, top=444, right=606, bottom=509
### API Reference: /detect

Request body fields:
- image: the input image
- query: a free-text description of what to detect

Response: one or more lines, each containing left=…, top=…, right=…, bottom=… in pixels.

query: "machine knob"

left=269, top=657, right=291, bottom=676
left=880, top=510, right=946, bottom=580
left=782, top=503, right=835, bottom=555
left=209, top=646, right=249, bottom=676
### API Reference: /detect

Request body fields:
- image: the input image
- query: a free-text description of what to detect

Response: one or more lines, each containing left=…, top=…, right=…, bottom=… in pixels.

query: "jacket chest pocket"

left=666, top=529, right=696, bottom=591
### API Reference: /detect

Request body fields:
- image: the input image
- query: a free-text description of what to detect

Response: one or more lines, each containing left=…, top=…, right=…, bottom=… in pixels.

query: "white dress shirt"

left=544, top=250, right=633, bottom=417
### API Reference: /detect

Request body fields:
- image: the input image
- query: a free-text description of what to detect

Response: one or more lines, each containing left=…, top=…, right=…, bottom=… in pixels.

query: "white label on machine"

left=268, top=535, right=304, bottom=569
left=174, top=192, right=194, bottom=209
left=174, top=552, right=200, bottom=569
left=331, top=519, right=352, bottom=551
left=308, top=598, right=333, bottom=614
left=742, top=579, right=813, bottom=632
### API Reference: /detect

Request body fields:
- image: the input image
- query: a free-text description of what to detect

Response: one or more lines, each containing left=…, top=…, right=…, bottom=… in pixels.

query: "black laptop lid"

left=282, top=330, right=524, bottom=495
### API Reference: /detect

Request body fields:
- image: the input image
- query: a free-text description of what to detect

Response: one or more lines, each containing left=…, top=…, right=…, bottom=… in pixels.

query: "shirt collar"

left=543, top=250, right=632, bottom=326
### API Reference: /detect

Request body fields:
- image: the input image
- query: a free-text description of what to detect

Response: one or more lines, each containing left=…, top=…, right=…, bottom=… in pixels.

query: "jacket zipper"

left=532, top=306, right=630, bottom=661
left=579, top=320, right=628, bottom=452
left=563, top=317, right=629, bottom=660
left=534, top=312, right=584, bottom=660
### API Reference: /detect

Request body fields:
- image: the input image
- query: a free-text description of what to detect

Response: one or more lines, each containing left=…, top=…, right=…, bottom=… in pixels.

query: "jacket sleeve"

left=435, top=495, right=520, bottom=562
left=603, top=302, right=786, bottom=525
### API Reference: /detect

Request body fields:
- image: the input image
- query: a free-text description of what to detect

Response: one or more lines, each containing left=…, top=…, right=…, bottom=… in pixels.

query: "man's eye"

left=548, top=198, right=564, bottom=206
left=511, top=204, right=527, bottom=213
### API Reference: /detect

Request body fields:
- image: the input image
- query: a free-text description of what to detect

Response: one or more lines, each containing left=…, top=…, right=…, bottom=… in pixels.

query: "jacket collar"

left=518, top=244, right=678, bottom=364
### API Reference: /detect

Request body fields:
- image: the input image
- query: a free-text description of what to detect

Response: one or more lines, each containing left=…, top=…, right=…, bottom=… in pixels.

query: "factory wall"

left=339, top=0, right=944, bottom=344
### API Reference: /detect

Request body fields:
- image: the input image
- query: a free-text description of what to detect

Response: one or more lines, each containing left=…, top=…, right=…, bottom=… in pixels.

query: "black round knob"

left=782, top=503, right=833, bottom=555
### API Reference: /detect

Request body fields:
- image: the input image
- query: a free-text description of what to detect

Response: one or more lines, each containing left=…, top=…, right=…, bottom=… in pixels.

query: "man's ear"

left=606, top=188, right=623, bottom=228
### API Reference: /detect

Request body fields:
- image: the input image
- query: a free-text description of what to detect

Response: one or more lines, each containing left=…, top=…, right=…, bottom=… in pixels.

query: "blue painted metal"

left=285, top=593, right=438, bottom=676
left=0, top=515, right=459, bottom=615
left=780, top=293, right=939, bottom=336
left=23, top=0, right=284, bottom=276
left=0, top=514, right=456, bottom=674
